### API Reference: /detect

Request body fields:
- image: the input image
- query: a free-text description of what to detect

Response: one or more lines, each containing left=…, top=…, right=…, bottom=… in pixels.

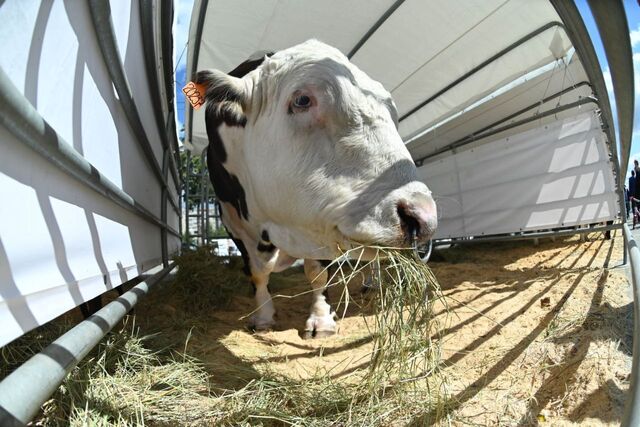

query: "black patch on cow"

left=257, top=242, right=276, bottom=252
left=206, top=140, right=250, bottom=219
left=228, top=51, right=274, bottom=78
left=257, top=229, right=276, bottom=252
left=198, top=52, right=274, bottom=222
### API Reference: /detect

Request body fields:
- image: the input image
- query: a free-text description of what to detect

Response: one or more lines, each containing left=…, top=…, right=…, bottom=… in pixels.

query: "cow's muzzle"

left=396, top=196, right=437, bottom=246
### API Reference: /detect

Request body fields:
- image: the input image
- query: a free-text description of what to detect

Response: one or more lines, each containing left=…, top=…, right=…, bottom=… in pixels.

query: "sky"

left=173, top=0, right=640, bottom=171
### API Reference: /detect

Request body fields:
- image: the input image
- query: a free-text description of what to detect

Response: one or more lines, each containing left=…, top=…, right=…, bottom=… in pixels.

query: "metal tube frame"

left=586, top=0, right=634, bottom=176
left=0, top=68, right=180, bottom=239
left=398, top=21, right=565, bottom=122
left=433, top=81, right=592, bottom=152
left=185, top=0, right=209, bottom=145
left=434, top=222, right=621, bottom=247
left=549, top=0, right=626, bottom=238
left=139, top=0, right=181, bottom=196
left=415, top=97, right=597, bottom=165
left=88, top=0, right=180, bottom=214
left=0, top=263, right=176, bottom=426
left=622, top=224, right=640, bottom=426
left=347, top=0, right=406, bottom=59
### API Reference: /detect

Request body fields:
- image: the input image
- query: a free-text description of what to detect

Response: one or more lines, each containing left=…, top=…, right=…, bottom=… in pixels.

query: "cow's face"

left=197, top=40, right=436, bottom=259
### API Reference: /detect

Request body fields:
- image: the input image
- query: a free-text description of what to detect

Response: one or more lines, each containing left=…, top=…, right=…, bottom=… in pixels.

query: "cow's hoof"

left=301, top=329, right=336, bottom=340
left=303, top=313, right=337, bottom=339
left=248, top=315, right=275, bottom=332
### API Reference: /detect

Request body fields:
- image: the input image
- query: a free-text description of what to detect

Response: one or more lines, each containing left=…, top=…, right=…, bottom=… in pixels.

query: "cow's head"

left=196, top=40, right=436, bottom=259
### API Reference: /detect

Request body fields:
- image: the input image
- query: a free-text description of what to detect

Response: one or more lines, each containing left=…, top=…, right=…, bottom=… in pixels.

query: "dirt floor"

left=128, top=230, right=631, bottom=426
left=2, top=230, right=631, bottom=426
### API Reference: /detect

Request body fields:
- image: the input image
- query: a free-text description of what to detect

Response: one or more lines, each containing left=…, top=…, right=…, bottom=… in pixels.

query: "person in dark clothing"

left=633, top=168, right=640, bottom=229
left=630, top=170, right=636, bottom=225
left=625, top=185, right=630, bottom=217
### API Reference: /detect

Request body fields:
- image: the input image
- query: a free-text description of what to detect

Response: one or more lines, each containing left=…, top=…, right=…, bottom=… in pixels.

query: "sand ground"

left=130, top=229, right=631, bottom=426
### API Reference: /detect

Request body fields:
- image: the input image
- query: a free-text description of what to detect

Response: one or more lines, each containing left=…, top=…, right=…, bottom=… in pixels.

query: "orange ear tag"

left=182, top=81, right=207, bottom=110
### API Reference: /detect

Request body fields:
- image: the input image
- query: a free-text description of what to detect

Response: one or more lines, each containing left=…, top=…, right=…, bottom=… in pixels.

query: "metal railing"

left=0, top=263, right=176, bottom=426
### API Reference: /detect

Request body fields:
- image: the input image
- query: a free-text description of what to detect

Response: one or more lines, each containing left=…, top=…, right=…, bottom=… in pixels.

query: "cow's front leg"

left=302, top=259, right=337, bottom=339
left=249, top=273, right=276, bottom=331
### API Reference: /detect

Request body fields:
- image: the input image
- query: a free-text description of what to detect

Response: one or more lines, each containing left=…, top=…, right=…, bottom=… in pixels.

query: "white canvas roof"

left=186, top=0, right=622, bottom=240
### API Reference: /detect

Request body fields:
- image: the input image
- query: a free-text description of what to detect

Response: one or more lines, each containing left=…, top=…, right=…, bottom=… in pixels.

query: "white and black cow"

left=194, top=40, right=436, bottom=338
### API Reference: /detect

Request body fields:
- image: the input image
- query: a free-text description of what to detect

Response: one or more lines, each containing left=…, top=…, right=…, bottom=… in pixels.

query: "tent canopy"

left=186, top=0, right=623, bottom=240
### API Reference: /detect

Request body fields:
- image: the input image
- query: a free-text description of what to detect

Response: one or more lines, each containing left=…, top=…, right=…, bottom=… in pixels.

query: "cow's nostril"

left=397, top=202, right=420, bottom=243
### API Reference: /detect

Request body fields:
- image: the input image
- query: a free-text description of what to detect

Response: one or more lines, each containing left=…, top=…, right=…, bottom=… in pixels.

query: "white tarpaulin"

left=420, top=110, right=617, bottom=238
left=0, top=0, right=180, bottom=347
left=187, top=0, right=620, bottom=241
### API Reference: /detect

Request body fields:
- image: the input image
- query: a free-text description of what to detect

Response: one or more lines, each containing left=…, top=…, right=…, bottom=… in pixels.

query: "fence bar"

left=434, top=222, right=621, bottom=246
left=139, top=0, right=181, bottom=195
left=88, top=0, right=180, bottom=214
left=0, top=263, right=176, bottom=426
left=622, top=224, right=640, bottom=426
left=0, top=67, right=180, bottom=239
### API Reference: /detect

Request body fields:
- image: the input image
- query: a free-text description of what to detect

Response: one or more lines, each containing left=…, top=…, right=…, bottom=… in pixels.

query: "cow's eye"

left=293, top=95, right=311, bottom=109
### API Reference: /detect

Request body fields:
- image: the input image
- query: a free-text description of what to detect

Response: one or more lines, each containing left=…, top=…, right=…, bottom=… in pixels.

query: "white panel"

left=0, top=0, right=41, bottom=93
left=0, top=2, right=177, bottom=346
left=421, top=112, right=618, bottom=239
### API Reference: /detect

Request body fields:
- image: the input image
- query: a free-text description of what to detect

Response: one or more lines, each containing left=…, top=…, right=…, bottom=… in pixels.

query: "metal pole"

left=161, top=148, right=169, bottom=267
left=434, top=222, right=622, bottom=246
left=199, top=155, right=207, bottom=246
left=184, top=151, right=192, bottom=245
left=0, top=263, right=176, bottom=426
left=88, top=0, right=180, bottom=214
left=622, top=224, right=640, bottom=426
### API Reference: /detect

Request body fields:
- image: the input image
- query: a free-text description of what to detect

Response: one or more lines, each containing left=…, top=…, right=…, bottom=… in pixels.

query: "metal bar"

left=398, top=21, right=565, bottom=122
left=199, top=155, right=207, bottom=246
left=184, top=151, right=192, bottom=244
left=158, top=0, right=182, bottom=181
left=549, top=0, right=626, bottom=233
left=186, top=0, right=209, bottom=143
left=0, top=67, right=180, bottom=239
left=415, top=97, right=596, bottom=165
left=139, top=0, right=181, bottom=195
left=161, top=148, right=169, bottom=267
left=88, top=0, right=180, bottom=214
left=347, top=0, right=406, bottom=59
left=434, top=222, right=621, bottom=246
left=204, top=176, right=209, bottom=246
left=442, top=81, right=591, bottom=150
left=587, top=0, right=634, bottom=178
left=0, top=263, right=176, bottom=426
left=623, top=224, right=640, bottom=426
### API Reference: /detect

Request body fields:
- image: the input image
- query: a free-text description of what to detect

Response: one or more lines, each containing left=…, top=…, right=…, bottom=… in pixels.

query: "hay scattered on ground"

left=0, top=231, right=631, bottom=426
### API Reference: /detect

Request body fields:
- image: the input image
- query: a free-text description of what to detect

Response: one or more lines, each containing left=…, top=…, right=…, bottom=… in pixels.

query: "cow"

left=194, top=40, right=437, bottom=338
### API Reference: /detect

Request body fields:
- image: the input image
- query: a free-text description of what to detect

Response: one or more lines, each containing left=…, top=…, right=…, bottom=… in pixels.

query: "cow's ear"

left=194, top=70, right=251, bottom=126
left=194, top=70, right=250, bottom=108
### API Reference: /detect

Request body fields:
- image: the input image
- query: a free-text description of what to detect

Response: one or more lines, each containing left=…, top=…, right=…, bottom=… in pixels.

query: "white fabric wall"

left=0, top=0, right=180, bottom=347
left=420, top=111, right=618, bottom=239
